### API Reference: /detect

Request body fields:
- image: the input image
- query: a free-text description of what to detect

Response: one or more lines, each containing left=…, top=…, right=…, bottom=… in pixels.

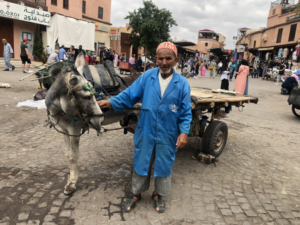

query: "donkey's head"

left=66, top=53, right=104, bottom=130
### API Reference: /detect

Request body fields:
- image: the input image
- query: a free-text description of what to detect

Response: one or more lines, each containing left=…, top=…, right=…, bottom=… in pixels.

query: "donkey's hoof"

left=64, top=186, right=76, bottom=196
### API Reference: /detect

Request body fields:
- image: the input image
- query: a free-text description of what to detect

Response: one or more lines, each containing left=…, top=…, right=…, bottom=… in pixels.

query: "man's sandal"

left=151, top=193, right=165, bottom=213
left=122, top=194, right=141, bottom=212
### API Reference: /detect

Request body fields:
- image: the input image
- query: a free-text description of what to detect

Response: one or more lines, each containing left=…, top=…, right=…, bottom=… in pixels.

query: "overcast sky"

left=111, top=0, right=272, bottom=49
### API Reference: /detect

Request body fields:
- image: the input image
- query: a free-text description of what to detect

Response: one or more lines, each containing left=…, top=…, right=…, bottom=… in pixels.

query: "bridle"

left=46, top=72, right=137, bottom=137
left=46, top=72, right=107, bottom=136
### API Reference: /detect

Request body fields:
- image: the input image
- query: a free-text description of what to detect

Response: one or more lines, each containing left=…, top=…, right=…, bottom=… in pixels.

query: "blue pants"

left=230, top=71, right=234, bottom=80
left=191, top=68, right=195, bottom=77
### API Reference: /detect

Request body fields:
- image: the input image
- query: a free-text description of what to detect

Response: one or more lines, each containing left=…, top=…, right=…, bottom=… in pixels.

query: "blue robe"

left=108, top=68, right=192, bottom=177
left=3, top=43, right=14, bottom=69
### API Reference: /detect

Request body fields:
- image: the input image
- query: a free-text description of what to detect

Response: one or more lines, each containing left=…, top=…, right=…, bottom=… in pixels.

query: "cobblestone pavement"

left=0, top=68, right=300, bottom=225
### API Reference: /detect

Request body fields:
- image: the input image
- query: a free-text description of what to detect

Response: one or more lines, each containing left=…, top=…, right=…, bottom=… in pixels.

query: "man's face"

left=2, top=40, right=7, bottom=44
left=156, top=49, right=178, bottom=75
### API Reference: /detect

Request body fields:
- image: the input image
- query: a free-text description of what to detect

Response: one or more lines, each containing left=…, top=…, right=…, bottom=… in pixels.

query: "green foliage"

left=124, top=0, right=177, bottom=53
left=295, top=3, right=300, bottom=15
left=33, top=36, right=44, bottom=61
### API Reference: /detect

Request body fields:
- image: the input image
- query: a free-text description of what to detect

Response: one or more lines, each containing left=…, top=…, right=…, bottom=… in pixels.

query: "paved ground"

left=0, top=67, right=300, bottom=225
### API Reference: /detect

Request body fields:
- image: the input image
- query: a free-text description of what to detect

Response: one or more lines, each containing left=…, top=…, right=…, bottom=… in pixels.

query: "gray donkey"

left=46, top=53, right=138, bottom=195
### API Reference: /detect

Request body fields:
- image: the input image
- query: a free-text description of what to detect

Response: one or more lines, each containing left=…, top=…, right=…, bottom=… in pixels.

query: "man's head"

left=61, top=45, right=64, bottom=49
left=47, top=45, right=49, bottom=47
left=79, top=45, right=82, bottom=49
left=23, top=39, right=27, bottom=44
left=55, top=50, right=59, bottom=54
left=139, top=57, right=141, bottom=60
left=156, top=42, right=178, bottom=75
left=2, top=38, right=7, bottom=44
left=281, top=61, right=284, bottom=65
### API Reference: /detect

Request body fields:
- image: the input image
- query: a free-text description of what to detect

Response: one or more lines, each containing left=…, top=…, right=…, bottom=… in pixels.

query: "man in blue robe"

left=2, top=39, right=15, bottom=71
left=98, top=42, right=192, bottom=213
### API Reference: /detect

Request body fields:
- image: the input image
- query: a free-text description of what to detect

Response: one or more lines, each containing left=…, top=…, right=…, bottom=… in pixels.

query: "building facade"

left=110, top=24, right=144, bottom=61
left=236, top=0, right=300, bottom=67
left=45, top=0, right=112, bottom=55
left=194, top=29, right=226, bottom=58
left=0, top=0, right=49, bottom=59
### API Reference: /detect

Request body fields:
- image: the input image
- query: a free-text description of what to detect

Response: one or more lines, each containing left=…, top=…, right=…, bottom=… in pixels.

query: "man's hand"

left=10, top=54, right=13, bottom=58
left=176, top=133, right=188, bottom=149
left=97, top=100, right=111, bottom=109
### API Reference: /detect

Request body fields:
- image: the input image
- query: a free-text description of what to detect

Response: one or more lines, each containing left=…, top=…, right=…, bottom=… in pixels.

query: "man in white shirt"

left=46, top=45, right=52, bottom=58
left=218, top=61, right=223, bottom=75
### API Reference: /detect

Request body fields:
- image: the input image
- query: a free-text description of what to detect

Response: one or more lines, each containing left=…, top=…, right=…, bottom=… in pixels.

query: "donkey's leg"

left=64, top=135, right=80, bottom=195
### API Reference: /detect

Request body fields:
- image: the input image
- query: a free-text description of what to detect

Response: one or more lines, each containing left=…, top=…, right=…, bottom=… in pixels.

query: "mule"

left=45, top=53, right=139, bottom=195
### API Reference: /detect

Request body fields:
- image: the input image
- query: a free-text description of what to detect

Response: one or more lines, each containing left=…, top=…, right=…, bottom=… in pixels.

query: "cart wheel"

left=292, top=105, right=300, bottom=118
left=120, top=70, right=124, bottom=74
left=43, top=83, right=51, bottom=90
left=202, top=121, right=228, bottom=158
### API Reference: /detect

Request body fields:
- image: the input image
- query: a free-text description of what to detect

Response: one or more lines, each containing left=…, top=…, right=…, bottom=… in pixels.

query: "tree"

left=295, top=3, right=300, bottom=15
left=33, top=35, right=46, bottom=62
left=125, top=0, right=177, bottom=71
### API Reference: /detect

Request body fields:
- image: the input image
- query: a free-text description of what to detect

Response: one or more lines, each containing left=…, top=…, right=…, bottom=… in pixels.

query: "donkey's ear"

left=69, top=75, right=79, bottom=87
left=75, top=52, right=85, bottom=76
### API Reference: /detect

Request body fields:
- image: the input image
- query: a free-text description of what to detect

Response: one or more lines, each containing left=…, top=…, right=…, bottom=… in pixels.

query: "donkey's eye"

left=83, top=96, right=91, bottom=100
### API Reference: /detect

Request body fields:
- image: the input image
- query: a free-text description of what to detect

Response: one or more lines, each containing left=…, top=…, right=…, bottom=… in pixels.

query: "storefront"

left=0, top=1, right=49, bottom=59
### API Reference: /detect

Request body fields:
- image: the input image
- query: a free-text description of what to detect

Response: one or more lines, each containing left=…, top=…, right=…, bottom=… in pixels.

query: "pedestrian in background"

left=46, top=45, right=52, bottom=58
left=210, top=59, right=217, bottom=78
left=20, top=39, right=32, bottom=74
left=47, top=50, right=59, bottom=65
left=58, top=45, right=66, bottom=61
left=129, top=54, right=136, bottom=66
left=67, top=45, right=75, bottom=61
left=114, top=52, right=118, bottom=68
left=136, top=57, right=143, bottom=72
left=229, top=60, right=237, bottom=81
left=191, top=58, right=197, bottom=79
left=218, top=60, right=223, bottom=75
left=200, top=61, right=206, bottom=78
left=2, top=38, right=15, bottom=71
left=195, top=60, right=200, bottom=78
left=235, top=60, right=249, bottom=95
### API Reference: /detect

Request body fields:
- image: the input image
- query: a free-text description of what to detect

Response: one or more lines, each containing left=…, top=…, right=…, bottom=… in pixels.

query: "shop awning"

left=258, top=47, right=274, bottom=51
left=185, top=49, right=197, bottom=54
left=174, top=41, right=196, bottom=47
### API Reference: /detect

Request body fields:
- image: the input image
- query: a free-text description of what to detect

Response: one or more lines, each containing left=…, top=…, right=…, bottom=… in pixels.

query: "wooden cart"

left=126, top=87, right=258, bottom=158
left=119, top=62, right=136, bottom=75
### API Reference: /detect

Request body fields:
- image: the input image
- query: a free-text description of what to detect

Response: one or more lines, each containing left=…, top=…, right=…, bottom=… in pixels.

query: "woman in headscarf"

left=210, top=59, right=217, bottom=78
left=235, top=60, right=249, bottom=95
left=200, top=60, right=206, bottom=77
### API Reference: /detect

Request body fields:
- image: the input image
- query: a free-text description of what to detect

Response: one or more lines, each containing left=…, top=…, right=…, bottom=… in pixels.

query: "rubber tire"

left=292, top=105, right=300, bottom=118
left=202, top=121, right=228, bottom=158
left=43, top=83, right=51, bottom=90
left=120, top=70, right=124, bottom=74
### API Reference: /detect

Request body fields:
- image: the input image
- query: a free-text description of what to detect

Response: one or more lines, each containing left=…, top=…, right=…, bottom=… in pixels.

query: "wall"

left=46, top=0, right=82, bottom=19
left=46, top=0, right=111, bottom=23
left=84, top=0, right=111, bottom=23
left=13, top=20, right=36, bottom=60
left=196, top=38, right=222, bottom=56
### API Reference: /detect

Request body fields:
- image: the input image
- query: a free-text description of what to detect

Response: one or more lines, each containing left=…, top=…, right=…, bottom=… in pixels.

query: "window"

left=98, top=7, right=103, bottom=19
left=22, top=32, right=32, bottom=41
left=205, top=43, right=208, bottom=47
left=288, top=24, right=297, bottom=42
left=273, top=9, right=276, bottom=15
left=51, top=0, right=57, bottom=5
left=254, top=41, right=256, bottom=48
left=63, top=0, right=69, bottom=9
left=82, top=1, right=86, bottom=14
left=277, top=28, right=283, bottom=43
